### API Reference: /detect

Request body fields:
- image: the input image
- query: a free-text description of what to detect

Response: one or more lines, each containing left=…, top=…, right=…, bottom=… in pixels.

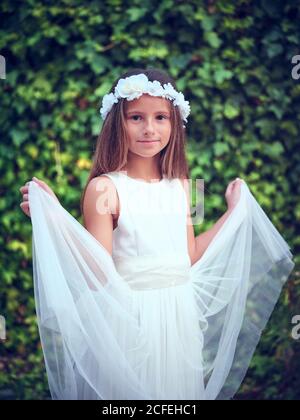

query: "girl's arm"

left=191, top=207, right=234, bottom=264
left=82, top=176, right=118, bottom=257
left=182, top=178, right=242, bottom=265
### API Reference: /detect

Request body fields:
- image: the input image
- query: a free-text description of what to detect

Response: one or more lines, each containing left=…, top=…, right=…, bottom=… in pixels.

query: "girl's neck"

left=120, top=168, right=163, bottom=182
left=121, top=157, right=162, bottom=182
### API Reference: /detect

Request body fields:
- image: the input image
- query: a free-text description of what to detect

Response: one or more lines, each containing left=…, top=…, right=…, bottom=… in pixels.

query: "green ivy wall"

left=0, top=0, right=299, bottom=400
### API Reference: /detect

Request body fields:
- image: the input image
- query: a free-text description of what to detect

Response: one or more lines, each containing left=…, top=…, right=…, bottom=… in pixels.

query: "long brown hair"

left=80, top=67, right=190, bottom=215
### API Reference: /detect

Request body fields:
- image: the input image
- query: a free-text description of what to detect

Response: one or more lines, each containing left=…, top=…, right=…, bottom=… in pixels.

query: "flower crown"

left=99, top=73, right=191, bottom=126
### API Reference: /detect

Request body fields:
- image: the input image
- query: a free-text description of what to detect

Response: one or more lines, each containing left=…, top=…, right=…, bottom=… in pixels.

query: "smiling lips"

left=138, top=141, right=159, bottom=146
left=138, top=140, right=159, bottom=142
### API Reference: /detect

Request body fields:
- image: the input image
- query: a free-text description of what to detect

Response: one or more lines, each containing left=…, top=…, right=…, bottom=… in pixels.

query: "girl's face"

left=124, top=94, right=172, bottom=158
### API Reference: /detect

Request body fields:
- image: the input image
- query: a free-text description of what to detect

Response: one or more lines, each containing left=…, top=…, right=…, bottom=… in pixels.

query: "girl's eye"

left=130, top=115, right=168, bottom=120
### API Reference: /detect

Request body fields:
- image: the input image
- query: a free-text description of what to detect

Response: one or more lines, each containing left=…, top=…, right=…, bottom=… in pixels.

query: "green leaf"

left=214, top=142, right=230, bottom=156
left=127, top=7, right=148, bottom=22
left=205, top=32, right=222, bottom=49
left=11, top=129, right=29, bottom=147
left=224, top=102, right=240, bottom=119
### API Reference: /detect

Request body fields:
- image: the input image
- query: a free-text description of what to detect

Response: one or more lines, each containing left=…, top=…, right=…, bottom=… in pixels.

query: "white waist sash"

left=113, top=255, right=191, bottom=291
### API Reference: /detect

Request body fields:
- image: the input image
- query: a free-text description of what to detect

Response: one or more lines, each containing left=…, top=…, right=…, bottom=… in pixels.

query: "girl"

left=19, top=68, right=294, bottom=400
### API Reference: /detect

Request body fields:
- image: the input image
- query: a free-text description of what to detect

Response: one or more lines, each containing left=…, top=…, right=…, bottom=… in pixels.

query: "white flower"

left=147, top=80, right=165, bottom=97
left=100, top=92, right=118, bottom=119
left=181, top=103, right=191, bottom=122
left=162, top=82, right=178, bottom=100
left=114, top=74, right=148, bottom=101
left=173, top=92, right=191, bottom=122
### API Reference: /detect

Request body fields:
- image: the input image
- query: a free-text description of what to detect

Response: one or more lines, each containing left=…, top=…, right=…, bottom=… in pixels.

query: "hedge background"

left=0, top=0, right=299, bottom=400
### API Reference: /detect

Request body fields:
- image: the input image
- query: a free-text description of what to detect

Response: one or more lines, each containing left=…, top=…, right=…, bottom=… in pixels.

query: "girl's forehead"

left=125, top=94, right=171, bottom=112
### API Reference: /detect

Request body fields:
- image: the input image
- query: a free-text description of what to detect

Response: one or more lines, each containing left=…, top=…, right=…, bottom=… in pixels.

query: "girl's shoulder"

left=178, top=177, right=189, bottom=193
left=84, top=175, right=120, bottom=221
left=86, top=174, right=117, bottom=194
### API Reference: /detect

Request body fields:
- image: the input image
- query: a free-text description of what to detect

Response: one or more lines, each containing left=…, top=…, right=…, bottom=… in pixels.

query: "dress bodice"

left=103, top=171, right=190, bottom=266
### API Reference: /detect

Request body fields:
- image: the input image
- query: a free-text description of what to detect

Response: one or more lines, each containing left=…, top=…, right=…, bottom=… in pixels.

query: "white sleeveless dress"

left=28, top=172, right=294, bottom=400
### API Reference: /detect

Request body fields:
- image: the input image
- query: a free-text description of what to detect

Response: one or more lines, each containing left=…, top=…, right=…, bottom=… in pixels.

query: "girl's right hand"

left=19, top=177, right=59, bottom=218
left=225, top=178, right=243, bottom=211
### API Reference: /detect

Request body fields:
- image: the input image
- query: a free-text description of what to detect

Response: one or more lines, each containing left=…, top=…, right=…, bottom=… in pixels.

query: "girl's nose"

left=143, top=119, right=155, bottom=134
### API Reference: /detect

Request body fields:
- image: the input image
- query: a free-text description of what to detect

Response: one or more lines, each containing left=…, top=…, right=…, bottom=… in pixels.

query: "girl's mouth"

left=138, top=140, right=159, bottom=143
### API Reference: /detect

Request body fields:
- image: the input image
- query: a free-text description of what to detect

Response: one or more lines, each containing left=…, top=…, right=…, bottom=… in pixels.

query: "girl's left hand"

left=19, top=177, right=60, bottom=218
left=225, top=178, right=243, bottom=211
